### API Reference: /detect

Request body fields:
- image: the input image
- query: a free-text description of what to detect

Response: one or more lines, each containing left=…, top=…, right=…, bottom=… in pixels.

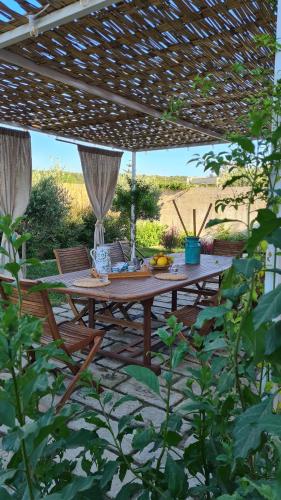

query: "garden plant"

left=1, top=41, right=281, bottom=500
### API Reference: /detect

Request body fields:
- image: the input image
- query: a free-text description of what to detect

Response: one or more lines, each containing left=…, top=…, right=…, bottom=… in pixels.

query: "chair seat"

left=167, top=305, right=204, bottom=327
left=42, top=322, right=104, bottom=353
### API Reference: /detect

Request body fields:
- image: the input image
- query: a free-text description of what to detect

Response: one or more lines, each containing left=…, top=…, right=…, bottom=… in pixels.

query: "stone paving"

left=51, top=290, right=201, bottom=497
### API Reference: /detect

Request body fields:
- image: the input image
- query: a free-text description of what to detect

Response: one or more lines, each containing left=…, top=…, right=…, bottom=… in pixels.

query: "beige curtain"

left=0, top=128, right=32, bottom=271
left=78, top=146, right=122, bottom=247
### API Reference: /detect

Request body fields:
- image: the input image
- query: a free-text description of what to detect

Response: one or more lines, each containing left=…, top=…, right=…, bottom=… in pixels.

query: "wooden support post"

left=131, top=151, right=137, bottom=261
left=172, top=199, right=188, bottom=235
left=197, top=203, right=212, bottom=238
left=193, top=209, right=197, bottom=236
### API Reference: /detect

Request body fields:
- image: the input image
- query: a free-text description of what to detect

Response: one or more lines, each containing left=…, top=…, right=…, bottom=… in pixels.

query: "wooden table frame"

left=42, top=254, right=233, bottom=373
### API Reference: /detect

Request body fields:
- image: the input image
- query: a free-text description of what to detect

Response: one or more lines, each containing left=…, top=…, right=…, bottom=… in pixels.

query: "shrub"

left=76, top=208, right=130, bottom=247
left=214, top=224, right=248, bottom=241
left=161, top=225, right=180, bottom=250
left=200, top=237, right=214, bottom=254
left=136, top=220, right=166, bottom=247
left=113, top=176, right=160, bottom=222
left=25, top=176, right=74, bottom=259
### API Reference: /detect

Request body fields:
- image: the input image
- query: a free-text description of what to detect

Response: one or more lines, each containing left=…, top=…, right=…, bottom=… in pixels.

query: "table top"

left=41, top=254, right=233, bottom=303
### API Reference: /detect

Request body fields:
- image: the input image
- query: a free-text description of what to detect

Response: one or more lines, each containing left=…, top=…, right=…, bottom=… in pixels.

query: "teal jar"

left=185, top=237, right=201, bottom=265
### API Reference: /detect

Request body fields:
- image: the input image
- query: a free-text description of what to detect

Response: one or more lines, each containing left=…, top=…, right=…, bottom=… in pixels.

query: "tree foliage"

left=25, top=176, right=72, bottom=259
left=113, top=176, right=160, bottom=223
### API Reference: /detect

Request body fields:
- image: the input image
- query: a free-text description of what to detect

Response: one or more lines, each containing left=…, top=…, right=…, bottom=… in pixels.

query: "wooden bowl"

left=151, top=264, right=170, bottom=272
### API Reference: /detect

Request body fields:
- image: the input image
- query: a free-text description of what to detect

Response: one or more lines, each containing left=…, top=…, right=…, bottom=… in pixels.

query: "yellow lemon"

left=149, top=258, right=156, bottom=265
left=157, top=256, right=168, bottom=266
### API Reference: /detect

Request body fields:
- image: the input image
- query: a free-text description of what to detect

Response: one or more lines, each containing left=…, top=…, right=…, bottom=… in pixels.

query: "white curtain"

left=0, top=128, right=32, bottom=271
left=78, top=146, right=122, bottom=248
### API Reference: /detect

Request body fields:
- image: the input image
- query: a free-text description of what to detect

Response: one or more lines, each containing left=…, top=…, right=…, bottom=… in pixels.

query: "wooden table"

left=42, top=254, right=233, bottom=373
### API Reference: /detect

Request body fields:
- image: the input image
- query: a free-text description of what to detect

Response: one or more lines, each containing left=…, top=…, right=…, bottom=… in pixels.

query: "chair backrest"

left=54, top=246, right=91, bottom=274
left=118, top=240, right=131, bottom=261
left=0, top=275, right=60, bottom=341
left=118, top=240, right=145, bottom=261
left=104, top=241, right=126, bottom=264
left=213, top=239, right=245, bottom=257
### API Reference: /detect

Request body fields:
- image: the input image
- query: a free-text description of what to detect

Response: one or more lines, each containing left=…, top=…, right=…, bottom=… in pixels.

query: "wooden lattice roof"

left=0, top=0, right=276, bottom=151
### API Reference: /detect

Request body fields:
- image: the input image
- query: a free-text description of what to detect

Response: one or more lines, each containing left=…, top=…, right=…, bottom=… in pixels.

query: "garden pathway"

left=50, top=290, right=202, bottom=497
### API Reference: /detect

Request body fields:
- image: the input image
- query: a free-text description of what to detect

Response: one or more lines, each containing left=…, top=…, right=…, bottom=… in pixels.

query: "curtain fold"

left=78, top=146, right=122, bottom=248
left=0, top=128, right=32, bottom=271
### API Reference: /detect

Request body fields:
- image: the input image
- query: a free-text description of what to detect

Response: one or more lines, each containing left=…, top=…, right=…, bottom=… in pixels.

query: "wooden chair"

left=104, top=240, right=145, bottom=264
left=201, top=239, right=245, bottom=290
left=166, top=292, right=219, bottom=338
left=178, top=239, right=245, bottom=304
left=104, top=241, right=125, bottom=264
left=0, top=275, right=105, bottom=411
left=118, top=240, right=146, bottom=261
left=54, top=245, right=133, bottom=324
left=54, top=246, right=91, bottom=325
left=213, top=239, right=245, bottom=257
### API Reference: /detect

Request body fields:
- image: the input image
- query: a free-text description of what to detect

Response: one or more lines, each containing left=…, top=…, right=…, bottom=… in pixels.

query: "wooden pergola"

left=0, top=0, right=279, bottom=278
left=0, top=0, right=275, bottom=152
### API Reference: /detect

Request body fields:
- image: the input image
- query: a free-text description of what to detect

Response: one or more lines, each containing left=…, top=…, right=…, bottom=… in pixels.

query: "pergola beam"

left=0, top=119, right=128, bottom=152
left=0, top=49, right=225, bottom=142
left=0, top=0, right=119, bottom=50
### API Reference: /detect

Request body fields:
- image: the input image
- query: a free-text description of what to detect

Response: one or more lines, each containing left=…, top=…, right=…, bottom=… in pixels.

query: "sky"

left=31, top=130, right=230, bottom=177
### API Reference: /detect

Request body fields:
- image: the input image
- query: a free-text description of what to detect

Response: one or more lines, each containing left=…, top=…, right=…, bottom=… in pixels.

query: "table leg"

left=88, top=298, right=95, bottom=329
left=172, top=290, right=177, bottom=311
left=142, top=298, right=154, bottom=368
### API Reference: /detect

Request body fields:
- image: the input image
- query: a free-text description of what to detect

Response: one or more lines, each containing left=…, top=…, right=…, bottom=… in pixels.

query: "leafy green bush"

left=214, top=224, right=248, bottom=241
left=25, top=176, right=77, bottom=259
left=136, top=220, right=166, bottom=247
left=113, top=176, right=160, bottom=222
left=76, top=208, right=130, bottom=247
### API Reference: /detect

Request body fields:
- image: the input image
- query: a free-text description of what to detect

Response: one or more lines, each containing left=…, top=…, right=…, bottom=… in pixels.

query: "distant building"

left=188, top=176, right=218, bottom=186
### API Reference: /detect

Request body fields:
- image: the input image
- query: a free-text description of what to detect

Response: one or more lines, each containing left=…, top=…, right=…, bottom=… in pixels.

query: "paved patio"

left=50, top=290, right=202, bottom=497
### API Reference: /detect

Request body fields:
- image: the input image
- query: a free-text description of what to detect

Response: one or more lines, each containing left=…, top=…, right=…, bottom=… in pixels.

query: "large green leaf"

left=206, top=218, right=242, bottom=229
left=123, top=365, right=160, bottom=396
left=267, top=228, right=281, bottom=248
left=4, top=262, right=21, bottom=276
left=171, top=341, right=189, bottom=369
left=265, top=321, right=281, bottom=355
left=132, top=427, right=156, bottom=450
left=12, top=233, right=31, bottom=251
left=0, top=391, right=15, bottom=427
left=0, top=488, right=13, bottom=500
left=100, top=461, right=119, bottom=489
left=233, top=258, right=262, bottom=279
left=195, top=305, right=230, bottom=329
left=253, top=285, right=281, bottom=328
left=221, top=284, right=248, bottom=300
left=46, top=476, right=96, bottom=499
left=233, top=399, right=281, bottom=458
left=234, top=136, right=255, bottom=153
left=247, top=209, right=281, bottom=255
left=116, top=484, right=142, bottom=500
left=164, top=453, right=187, bottom=497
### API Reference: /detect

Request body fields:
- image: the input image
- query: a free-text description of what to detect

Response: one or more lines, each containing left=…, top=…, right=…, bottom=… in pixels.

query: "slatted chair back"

left=213, top=239, right=245, bottom=257
left=119, top=240, right=131, bottom=261
left=104, top=241, right=125, bottom=264
left=119, top=240, right=145, bottom=261
left=54, top=246, right=91, bottom=274
left=0, top=276, right=61, bottom=343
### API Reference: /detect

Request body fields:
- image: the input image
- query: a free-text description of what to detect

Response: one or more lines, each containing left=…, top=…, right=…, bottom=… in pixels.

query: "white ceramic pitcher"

left=90, top=245, right=111, bottom=274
